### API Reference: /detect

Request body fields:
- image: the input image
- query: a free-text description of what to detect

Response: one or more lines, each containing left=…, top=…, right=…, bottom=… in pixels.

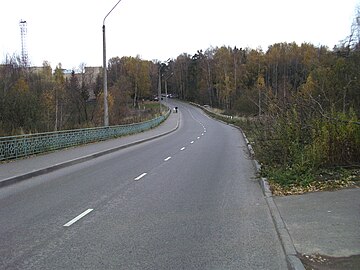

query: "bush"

left=306, top=109, right=360, bottom=167
left=236, top=105, right=360, bottom=187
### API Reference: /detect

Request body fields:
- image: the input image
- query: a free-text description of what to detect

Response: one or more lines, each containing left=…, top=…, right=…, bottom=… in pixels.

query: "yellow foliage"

left=257, top=74, right=265, bottom=89
left=41, top=91, right=55, bottom=111
left=300, top=73, right=316, bottom=96
left=14, top=77, right=29, bottom=93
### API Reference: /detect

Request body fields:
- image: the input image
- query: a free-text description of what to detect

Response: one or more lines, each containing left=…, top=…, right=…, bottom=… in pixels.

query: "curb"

left=0, top=115, right=180, bottom=188
left=241, top=131, right=305, bottom=270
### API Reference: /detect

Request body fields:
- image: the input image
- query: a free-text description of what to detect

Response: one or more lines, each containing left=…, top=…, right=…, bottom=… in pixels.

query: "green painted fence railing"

left=0, top=111, right=170, bottom=161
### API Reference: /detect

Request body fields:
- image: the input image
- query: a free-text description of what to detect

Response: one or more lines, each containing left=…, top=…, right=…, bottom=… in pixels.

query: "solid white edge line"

left=134, top=172, right=147, bottom=181
left=180, top=147, right=185, bottom=151
left=164, top=156, right=171, bottom=161
left=63, top=209, right=94, bottom=227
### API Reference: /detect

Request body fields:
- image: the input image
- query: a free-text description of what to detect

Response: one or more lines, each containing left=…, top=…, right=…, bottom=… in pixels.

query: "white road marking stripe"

left=63, top=209, right=93, bottom=227
left=180, top=147, right=185, bottom=151
left=201, top=133, right=204, bottom=136
left=197, top=137, right=200, bottom=139
left=134, top=173, right=147, bottom=181
left=164, top=156, right=171, bottom=161
left=190, top=141, right=194, bottom=144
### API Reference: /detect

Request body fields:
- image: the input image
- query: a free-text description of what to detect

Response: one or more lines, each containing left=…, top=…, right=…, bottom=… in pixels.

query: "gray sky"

left=0, top=0, right=358, bottom=69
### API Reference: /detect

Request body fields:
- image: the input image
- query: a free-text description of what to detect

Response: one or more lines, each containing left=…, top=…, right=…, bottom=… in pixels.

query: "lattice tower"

left=19, top=20, right=28, bottom=67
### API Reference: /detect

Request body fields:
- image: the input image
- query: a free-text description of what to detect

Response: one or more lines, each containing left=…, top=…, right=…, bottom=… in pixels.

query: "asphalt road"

left=0, top=101, right=288, bottom=269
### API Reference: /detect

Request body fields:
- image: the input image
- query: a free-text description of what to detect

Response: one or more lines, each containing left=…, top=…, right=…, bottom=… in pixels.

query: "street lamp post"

left=164, top=72, right=173, bottom=105
left=158, top=66, right=162, bottom=114
left=103, top=0, right=122, bottom=126
left=157, top=59, right=171, bottom=115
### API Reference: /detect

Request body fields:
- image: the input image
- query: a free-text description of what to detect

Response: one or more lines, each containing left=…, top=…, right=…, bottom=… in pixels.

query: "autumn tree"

left=53, top=64, right=65, bottom=130
left=6, top=76, right=41, bottom=133
left=173, top=53, right=191, bottom=100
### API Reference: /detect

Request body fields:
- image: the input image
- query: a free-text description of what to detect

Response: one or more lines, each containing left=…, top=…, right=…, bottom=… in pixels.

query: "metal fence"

left=0, top=111, right=170, bottom=161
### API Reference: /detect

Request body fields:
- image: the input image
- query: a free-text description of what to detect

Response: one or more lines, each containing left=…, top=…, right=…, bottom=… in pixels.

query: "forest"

left=0, top=57, right=162, bottom=135
left=1, top=10, right=359, bottom=188
left=2, top=41, right=359, bottom=134
left=169, top=41, right=359, bottom=189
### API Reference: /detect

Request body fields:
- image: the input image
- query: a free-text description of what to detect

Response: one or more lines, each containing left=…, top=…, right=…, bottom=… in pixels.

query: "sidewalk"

left=0, top=111, right=180, bottom=187
left=257, top=172, right=360, bottom=270
left=275, top=187, right=360, bottom=270
left=240, top=128, right=360, bottom=269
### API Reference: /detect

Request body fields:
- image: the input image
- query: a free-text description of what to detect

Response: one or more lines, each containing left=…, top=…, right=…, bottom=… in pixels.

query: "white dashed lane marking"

left=134, top=173, right=147, bottom=181
left=63, top=209, right=93, bottom=227
left=164, top=156, right=172, bottom=161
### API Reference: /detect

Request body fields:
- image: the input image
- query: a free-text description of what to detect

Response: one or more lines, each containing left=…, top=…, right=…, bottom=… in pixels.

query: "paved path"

left=275, top=188, right=360, bottom=258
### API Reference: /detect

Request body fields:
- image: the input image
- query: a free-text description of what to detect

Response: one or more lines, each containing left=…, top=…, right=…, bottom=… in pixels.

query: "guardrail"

left=0, top=110, right=170, bottom=161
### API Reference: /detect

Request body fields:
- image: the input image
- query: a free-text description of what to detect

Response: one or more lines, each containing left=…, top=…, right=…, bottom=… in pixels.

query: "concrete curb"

left=0, top=115, right=180, bottom=188
left=240, top=131, right=305, bottom=270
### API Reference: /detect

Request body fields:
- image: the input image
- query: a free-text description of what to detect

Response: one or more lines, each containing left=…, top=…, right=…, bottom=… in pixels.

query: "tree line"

left=167, top=41, right=359, bottom=115
left=163, top=10, right=360, bottom=182
left=1, top=10, right=359, bottom=161
left=0, top=56, right=161, bottom=136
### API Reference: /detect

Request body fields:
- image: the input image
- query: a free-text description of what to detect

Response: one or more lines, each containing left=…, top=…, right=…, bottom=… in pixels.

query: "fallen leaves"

left=270, top=179, right=358, bottom=196
left=269, top=168, right=360, bottom=196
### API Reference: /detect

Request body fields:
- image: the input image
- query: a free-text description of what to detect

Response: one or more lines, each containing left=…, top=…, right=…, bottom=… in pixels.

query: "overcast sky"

left=0, top=0, right=358, bottom=69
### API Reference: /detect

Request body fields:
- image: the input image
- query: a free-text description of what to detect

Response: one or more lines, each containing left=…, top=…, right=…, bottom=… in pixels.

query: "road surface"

left=0, top=101, right=288, bottom=269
